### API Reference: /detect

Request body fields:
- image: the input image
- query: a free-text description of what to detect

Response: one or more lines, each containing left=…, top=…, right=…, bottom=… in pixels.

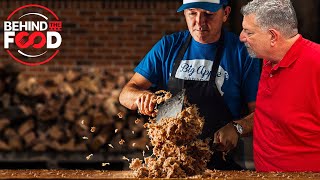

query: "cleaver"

left=155, top=89, right=186, bottom=122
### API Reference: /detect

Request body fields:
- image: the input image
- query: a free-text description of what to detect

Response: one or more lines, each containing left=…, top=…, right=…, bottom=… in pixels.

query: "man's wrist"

left=231, top=121, right=243, bottom=137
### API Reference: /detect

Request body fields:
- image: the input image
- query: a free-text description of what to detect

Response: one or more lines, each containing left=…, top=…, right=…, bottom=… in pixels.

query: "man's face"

left=240, top=14, right=271, bottom=59
left=184, top=7, right=230, bottom=44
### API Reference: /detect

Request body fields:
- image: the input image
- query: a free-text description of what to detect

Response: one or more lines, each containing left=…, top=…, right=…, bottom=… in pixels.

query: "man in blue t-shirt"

left=119, top=0, right=261, bottom=170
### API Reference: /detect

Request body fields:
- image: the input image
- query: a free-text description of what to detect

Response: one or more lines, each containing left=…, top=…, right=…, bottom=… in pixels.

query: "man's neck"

left=271, top=33, right=300, bottom=66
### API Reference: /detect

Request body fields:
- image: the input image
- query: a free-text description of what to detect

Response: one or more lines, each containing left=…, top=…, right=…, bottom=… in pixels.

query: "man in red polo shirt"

left=239, top=0, right=320, bottom=172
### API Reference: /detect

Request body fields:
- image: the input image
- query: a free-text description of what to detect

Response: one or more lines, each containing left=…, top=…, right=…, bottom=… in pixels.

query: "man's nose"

left=196, top=13, right=206, bottom=25
left=239, top=30, right=246, bottom=42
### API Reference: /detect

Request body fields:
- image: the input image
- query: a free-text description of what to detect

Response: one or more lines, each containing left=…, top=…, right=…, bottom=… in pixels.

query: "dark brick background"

left=0, top=0, right=319, bottom=80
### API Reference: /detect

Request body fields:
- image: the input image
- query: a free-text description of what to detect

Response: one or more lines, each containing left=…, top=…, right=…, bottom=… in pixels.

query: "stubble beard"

left=245, top=43, right=257, bottom=58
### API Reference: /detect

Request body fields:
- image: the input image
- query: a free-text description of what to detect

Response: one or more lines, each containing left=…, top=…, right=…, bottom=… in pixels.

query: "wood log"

left=75, top=76, right=99, bottom=94
left=103, top=81, right=116, bottom=94
left=65, top=70, right=80, bottom=82
left=125, top=72, right=134, bottom=81
left=116, top=74, right=127, bottom=88
left=47, top=125, right=64, bottom=140
left=52, top=74, right=65, bottom=85
left=4, top=128, right=22, bottom=150
left=64, top=128, right=73, bottom=139
left=48, top=141, right=63, bottom=151
left=15, top=77, right=38, bottom=96
left=17, top=119, right=34, bottom=136
left=65, top=96, right=82, bottom=111
left=0, top=118, right=10, bottom=132
left=90, top=134, right=108, bottom=151
left=0, top=106, right=30, bottom=120
left=0, top=65, right=147, bottom=153
left=32, top=85, right=51, bottom=99
left=97, top=126, right=114, bottom=144
left=127, top=131, right=149, bottom=151
left=18, top=105, right=33, bottom=117
left=114, top=121, right=126, bottom=134
left=36, top=103, right=59, bottom=121
left=58, top=82, right=75, bottom=96
left=75, top=116, right=90, bottom=134
left=108, top=134, right=125, bottom=152
left=103, top=97, right=118, bottom=117
left=11, top=94, right=20, bottom=105
left=38, top=131, right=47, bottom=142
left=92, top=112, right=113, bottom=126
left=64, top=109, right=76, bottom=122
left=1, top=93, right=11, bottom=109
left=32, top=132, right=48, bottom=151
left=122, top=129, right=137, bottom=145
left=61, top=138, right=76, bottom=151
left=23, top=131, right=36, bottom=147
left=86, top=94, right=105, bottom=109
left=127, top=116, right=145, bottom=133
left=32, top=143, right=47, bottom=152
left=74, top=142, right=87, bottom=151
left=0, top=140, right=10, bottom=151
left=0, top=80, right=5, bottom=95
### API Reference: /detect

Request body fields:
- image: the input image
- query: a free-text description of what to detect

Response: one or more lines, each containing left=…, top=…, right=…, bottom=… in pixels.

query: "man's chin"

left=195, top=34, right=218, bottom=44
left=193, top=36, right=208, bottom=44
left=247, top=49, right=257, bottom=58
left=245, top=46, right=257, bottom=58
left=249, top=53, right=257, bottom=58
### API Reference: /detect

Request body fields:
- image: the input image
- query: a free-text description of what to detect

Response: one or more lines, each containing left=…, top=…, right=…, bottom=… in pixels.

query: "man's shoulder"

left=302, top=37, right=320, bottom=54
left=224, top=30, right=244, bottom=47
left=297, top=37, right=320, bottom=62
left=223, top=30, right=250, bottom=58
left=160, top=30, right=190, bottom=45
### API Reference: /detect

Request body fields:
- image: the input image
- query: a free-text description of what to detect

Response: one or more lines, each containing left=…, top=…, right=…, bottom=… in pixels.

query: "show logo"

left=3, top=4, right=62, bottom=66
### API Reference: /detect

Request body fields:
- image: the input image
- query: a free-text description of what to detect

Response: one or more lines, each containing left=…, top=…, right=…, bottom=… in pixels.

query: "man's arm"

left=234, top=101, right=255, bottom=136
left=213, top=101, right=255, bottom=152
left=119, top=73, right=157, bottom=117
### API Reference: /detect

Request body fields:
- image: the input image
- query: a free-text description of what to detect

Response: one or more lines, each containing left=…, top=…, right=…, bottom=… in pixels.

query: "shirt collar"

left=276, top=34, right=303, bottom=69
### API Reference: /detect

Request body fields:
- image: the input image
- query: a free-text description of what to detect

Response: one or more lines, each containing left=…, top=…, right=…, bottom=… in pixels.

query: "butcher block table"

left=0, top=169, right=319, bottom=179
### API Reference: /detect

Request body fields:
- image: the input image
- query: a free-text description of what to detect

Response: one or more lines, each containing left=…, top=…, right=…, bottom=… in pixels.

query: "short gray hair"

left=241, top=0, right=298, bottom=38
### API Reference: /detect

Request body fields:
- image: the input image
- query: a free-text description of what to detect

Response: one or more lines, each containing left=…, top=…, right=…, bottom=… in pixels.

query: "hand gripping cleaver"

left=156, top=89, right=186, bottom=122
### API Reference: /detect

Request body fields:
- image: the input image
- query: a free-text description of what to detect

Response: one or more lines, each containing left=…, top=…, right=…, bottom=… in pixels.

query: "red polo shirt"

left=254, top=35, right=320, bottom=172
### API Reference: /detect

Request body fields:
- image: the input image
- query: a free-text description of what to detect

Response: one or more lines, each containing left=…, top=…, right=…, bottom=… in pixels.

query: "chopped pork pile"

left=129, top=91, right=213, bottom=178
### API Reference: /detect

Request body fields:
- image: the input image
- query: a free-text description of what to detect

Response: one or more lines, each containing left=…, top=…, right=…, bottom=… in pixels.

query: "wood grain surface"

left=0, top=169, right=319, bottom=179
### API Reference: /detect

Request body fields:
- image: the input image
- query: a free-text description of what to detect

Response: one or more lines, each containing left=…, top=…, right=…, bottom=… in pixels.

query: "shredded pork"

left=129, top=91, right=212, bottom=178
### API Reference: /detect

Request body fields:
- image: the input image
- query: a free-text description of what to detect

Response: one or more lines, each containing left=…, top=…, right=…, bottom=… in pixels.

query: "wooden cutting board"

left=0, top=169, right=319, bottom=179
left=0, top=170, right=134, bottom=179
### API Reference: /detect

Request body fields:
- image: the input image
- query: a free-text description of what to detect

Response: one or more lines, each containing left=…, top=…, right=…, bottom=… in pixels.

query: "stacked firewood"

left=0, top=63, right=148, bottom=153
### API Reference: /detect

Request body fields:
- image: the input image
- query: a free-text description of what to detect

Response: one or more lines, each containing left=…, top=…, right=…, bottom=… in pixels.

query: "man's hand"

left=213, top=122, right=239, bottom=152
left=135, top=92, right=157, bottom=117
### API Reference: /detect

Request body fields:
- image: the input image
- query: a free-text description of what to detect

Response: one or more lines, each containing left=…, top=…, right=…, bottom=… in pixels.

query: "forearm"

left=234, top=112, right=254, bottom=137
left=119, top=84, right=151, bottom=110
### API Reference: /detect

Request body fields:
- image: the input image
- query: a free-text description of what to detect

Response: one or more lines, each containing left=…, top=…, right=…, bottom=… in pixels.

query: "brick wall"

left=0, top=0, right=319, bottom=81
left=0, top=0, right=186, bottom=80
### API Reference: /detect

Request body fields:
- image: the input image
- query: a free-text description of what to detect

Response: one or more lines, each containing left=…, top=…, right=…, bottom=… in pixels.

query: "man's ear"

left=269, top=29, right=279, bottom=46
left=223, top=6, right=231, bottom=22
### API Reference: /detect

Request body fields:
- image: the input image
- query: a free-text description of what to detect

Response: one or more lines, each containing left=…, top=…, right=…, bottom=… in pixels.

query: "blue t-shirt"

left=135, top=30, right=261, bottom=119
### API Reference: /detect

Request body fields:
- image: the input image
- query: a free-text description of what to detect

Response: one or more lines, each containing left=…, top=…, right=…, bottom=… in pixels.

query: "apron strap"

left=171, top=35, right=192, bottom=78
left=167, top=34, right=192, bottom=95
left=210, top=30, right=225, bottom=97
left=168, top=30, right=225, bottom=96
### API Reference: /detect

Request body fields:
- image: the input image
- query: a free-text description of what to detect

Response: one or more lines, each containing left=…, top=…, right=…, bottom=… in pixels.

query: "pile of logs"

left=0, top=63, right=149, bottom=153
